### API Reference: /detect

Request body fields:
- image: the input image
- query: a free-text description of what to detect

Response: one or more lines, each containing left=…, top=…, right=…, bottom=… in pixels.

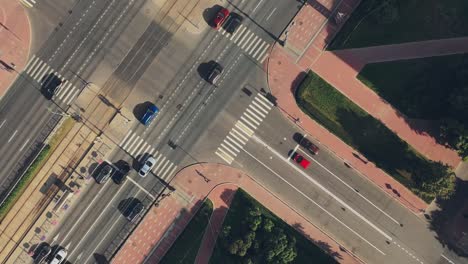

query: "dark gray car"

left=95, top=163, right=114, bottom=184
left=207, top=62, right=223, bottom=85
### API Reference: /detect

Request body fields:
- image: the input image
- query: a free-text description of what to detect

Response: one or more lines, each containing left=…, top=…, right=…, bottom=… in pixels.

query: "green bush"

left=0, top=145, right=51, bottom=219
left=296, top=71, right=455, bottom=202
left=211, top=189, right=337, bottom=264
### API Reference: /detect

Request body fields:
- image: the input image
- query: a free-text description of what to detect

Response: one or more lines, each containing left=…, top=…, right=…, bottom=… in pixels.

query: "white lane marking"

left=237, top=30, right=251, bottom=48
left=156, top=159, right=171, bottom=175
left=121, top=132, right=136, bottom=150
left=127, top=177, right=155, bottom=199
left=441, top=254, right=455, bottom=264
left=220, top=143, right=238, bottom=156
left=225, top=135, right=243, bottom=149
left=0, top=120, right=6, bottom=129
left=256, top=44, right=270, bottom=61
left=240, top=116, right=257, bottom=130
left=61, top=180, right=121, bottom=243
left=229, top=130, right=247, bottom=144
left=257, top=94, right=274, bottom=106
left=241, top=31, right=255, bottom=50
left=248, top=103, right=267, bottom=118
left=160, top=163, right=175, bottom=178
left=289, top=141, right=302, bottom=161
left=260, top=52, right=270, bottom=63
left=65, top=88, right=81, bottom=105
left=230, top=24, right=243, bottom=40
left=128, top=137, right=144, bottom=156
left=298, top=148, right=402, bottom=226
left=246, top=108, right=264, bottom=122
left=252, top=0, right=265, bottom=12
left=119, top=130, right=132, bottom=146
left=153, top=152, right=163, bottom=163
left=125, top=135, right=140, bottom=154
left=252, top=41, right=268, bottom=60
left=24, top=56, right=38, bottom=73
left=223, top=138, right=240, bottom=152
left=215, top=150, right=233, bottom=164
left=232, top=128, right=248, bottom=142
left=243, top=111, right=261, bottom=126
left=8, top=130, right=17, bottom=143
left=255, top=95, right=272, bottom=109
left=31, top=62, right=48, bottom=81
left=166, top=165, right=178, bottom=179
left=19, top=138, right=31, bottom=151
left=251, top=100, right=269, bottom=114
left=68, top=180, right=129, bottom=258
left=242, top=147, right=387, bottom=255
left=251, top=134, right=393, bottom=241
left=235, top=121, right=254, bottom=136
left=153, top=157, right=168, bottom=173
left=265, top=7, right=277, bottom=21
left=28, top=57, right=44, bottom=77
left=246, top=36, right=262, bottom=56
left=20, top=0, right=33, bottom=8
left=233, top=26, right=246, bottom=44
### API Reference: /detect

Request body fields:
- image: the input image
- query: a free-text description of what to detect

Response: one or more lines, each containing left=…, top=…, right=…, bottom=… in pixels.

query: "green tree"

left=263, top=218, right=274, bottom=232
left=228, top=239, right=244, bottom=255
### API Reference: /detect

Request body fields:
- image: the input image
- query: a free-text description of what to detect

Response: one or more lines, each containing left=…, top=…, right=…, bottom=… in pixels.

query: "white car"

left=139, top=156, right=156, bottom=177
left=50, top=248, right=67, bottom=264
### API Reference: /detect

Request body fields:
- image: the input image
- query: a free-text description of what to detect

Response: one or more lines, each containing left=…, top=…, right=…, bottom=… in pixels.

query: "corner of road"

left=113, top=163, right=363, bottom=264
left=0, top=0, right=31, bottom=98
left=265, top=0, right=429, bottom=215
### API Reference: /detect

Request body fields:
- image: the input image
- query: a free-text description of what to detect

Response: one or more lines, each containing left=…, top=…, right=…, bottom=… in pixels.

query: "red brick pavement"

left=113, top=164, right=362, bottom=264
left=0, top=0, right=31, bottom=97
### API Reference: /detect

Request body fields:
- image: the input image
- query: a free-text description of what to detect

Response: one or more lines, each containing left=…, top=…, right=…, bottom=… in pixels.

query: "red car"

left=292, top=152, right=311, bottom=169
left=212, top=8, right=230, bottom=29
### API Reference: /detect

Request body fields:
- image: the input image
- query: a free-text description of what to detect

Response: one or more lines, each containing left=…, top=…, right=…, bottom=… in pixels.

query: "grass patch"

left=328, top=0, right=468, bottom=49
left=358, top=54, right=467, bottom=120
left=0, top=117, right=75, bottom=221
left=160, top=199, right=213, bottom=264
left=211, top=189, right=338, bottom=264
left=295, top=71, right=455, bottom=202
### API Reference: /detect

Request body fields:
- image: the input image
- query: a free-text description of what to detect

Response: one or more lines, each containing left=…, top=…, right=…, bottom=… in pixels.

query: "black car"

left=207, top=62, right=223, bottom=85
left=41, top=73, right=63, bottom=100
left=113, top=160, right=130, bottom=184
left=293, top=133, right=319, bottom=155
left=95, top=163, right=114, bottom=184
left=34, top=242, right=51, bottom=263
left=126, top=200, right=144, bottom=222
left=224, top=12, right=243, bottom=34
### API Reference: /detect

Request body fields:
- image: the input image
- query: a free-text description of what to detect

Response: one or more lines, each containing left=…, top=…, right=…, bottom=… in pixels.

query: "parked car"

left=139, top=155, right=155, bottom=177
left=293, top=132, right=319, bottom=155
left=126, top=200, right=144, bottom=222
left=212, top=7, right=230, bottom=29
left=141, top=103, right=159, bottom=126
left=292, top=152, right=311, bottom=169
left=224, top=12, right=243, bottom=34
left=34, top=243, right=51, bottom=263
left=113, top=160, right=130, bottom=184
left=49, top=248, right=67, bottom=264
left=95, top=163, right=114, bottom=184
left=207, top=62, right=223, bottom=85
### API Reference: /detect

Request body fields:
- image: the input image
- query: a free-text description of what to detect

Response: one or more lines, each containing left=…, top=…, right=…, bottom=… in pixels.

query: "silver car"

left=139, top=156, right=155, bottom=177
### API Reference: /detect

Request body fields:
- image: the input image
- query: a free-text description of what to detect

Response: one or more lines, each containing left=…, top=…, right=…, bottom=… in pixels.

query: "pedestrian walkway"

left=0, top=0, right=31, bottom=98
left=113, top=164, right=362, bottom=264
left=22, top=55, right=82, bottom=106
left=266, top=2, right=429, bottom=213
left=215, top=93, right=274, bottom=164
left=119, top=130, right=178, bottom=181
left=217, top=24, right=271, bottom=63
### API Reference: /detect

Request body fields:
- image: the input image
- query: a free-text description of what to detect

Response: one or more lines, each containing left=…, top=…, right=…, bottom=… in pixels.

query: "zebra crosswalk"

left=19, top=0, right=37, bottom=8
left=23, top=55, right=81, bottom=105
left=215, top=94, right=274, bottom=164
left=219, top=25, right=270, bottom=63
left=119, top=130, right=178, bottom=180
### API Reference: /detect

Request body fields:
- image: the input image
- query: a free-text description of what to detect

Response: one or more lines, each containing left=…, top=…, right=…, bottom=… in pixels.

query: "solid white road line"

left=220, top=143, right=237, bottom=156
left=153, top=152, right=163, bottom=163
left=166, top=165, right=178, bottom=180
left=251, top=100, right=269, bottom=114
left=235, top=121, right=254, bottom=136
left=65, top=88, right=81, bottom=105
left=244, top=35, right=259, bottom=54
left=120, top=130, right=132, bottom=146
left=153, top=157, right=168, bottom=173
left=243, top=111, right=261, bottom=126
left=129, top=137, right=144, bottom=156
left=61, top=180, right=122, bottom=243
left=215, top=149, right=233, bottom=164
left=232, top=128, right=248, bottom=142
left=237, top=31, right=251, bottom=48
left=241, top=32, right=255, bottom=50
left=157, top=160, right=172, bottom=175
left=27, top=57, right=43, bottom=77
left=121, top=132, right=136, bottom=150
left=240, top=116, right=257, bottom=130
left=127, top=177, right=155, bottom=199
left=242, top=147, right=387, bottom=255
left=0, top=120, right=6, bottom=129
left=160, top=163, right=175, bottom=179
left=7, top=130, right=17, bottom=143
left=19, top=138, right=31, bottom=151
left=256, top=44, right=269, bottom=61
left=257, top=94, right=274, bottom=106
left=68, top=181, right=129, bottom=258
left=259, top=51, right=270, bottom=63
left=298, top=148, right=402, bottom=226
left=233, top=26, right=246, bottom=44
left=226, top=135, right=243, bottom=150
left=252, top=0, right=265, bottom=12
left=230, top=25, right=243, bottom=40
left=24, top=56, right=38, bottom=73
left=255, top=95, right=272, bottom=109
left=289, top=143, right=301, bottom=161
left=248, top=103, right=267, bottom=118
left=441, top=254, right=455, bottom=264
left=31, top=62, right=48, bottom=81
left=245, top=108, right=264, bottom=122
left=252, top=41, right=267, bottom=60
left=265, top=8, right=277, bottom=21
left=223, top=138, right=240, bottom=152
left=229, top=130, right=247, bottom=144
left=251, top=134, right=393, bottom=242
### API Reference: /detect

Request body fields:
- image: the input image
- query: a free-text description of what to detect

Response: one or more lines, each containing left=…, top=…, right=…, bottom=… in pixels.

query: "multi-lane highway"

left=2, top=0, right=467, bottom=263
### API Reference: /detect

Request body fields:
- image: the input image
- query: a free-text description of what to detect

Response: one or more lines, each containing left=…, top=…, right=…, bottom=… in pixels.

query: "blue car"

left=141, top=104, right=159, bottom=126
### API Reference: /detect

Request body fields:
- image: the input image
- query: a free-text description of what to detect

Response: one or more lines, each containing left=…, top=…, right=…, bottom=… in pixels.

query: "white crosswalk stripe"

left=22, top=55, right=80, bottom=105
left=219, top=25, right=270, bottom=63
left=215, top=93, right=274, bottom=164
left=118, top=130, right=177, bottom=179
left=20, top=0, right=35, bottom=8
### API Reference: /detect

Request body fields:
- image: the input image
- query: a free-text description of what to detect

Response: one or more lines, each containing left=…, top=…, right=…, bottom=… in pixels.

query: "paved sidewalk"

left=0, top=0, right=31, bottom=97
left=113, top=164, right=362, bottom=264
left=268, top=5, right=430, bottom=213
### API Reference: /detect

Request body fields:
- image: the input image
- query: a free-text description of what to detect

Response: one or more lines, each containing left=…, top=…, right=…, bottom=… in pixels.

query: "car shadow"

left=117, top=197, right=141, bottom=217
left=197, top=61, right=216, bottom=81
left=293, top=132, right=304, bottom=144
left=40, top=73, right=63, bottom=100
left=202, top=5, right=223, bottom=26
left=133, top=101, right=153, bottom=122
